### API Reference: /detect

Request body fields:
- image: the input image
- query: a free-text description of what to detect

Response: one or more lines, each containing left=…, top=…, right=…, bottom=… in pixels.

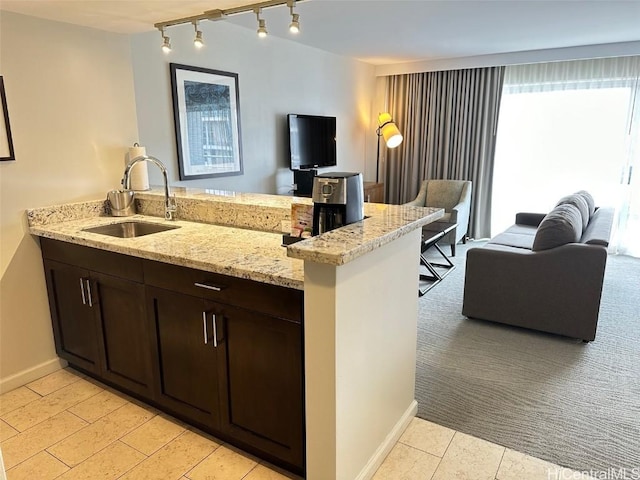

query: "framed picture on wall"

left=0, top=76, right=16, bottom=161
left=170, top=63, right=243, bottom=180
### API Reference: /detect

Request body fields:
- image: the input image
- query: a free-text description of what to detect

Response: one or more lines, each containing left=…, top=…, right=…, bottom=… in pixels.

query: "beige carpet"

left=415, top=240, right=640, bottom=473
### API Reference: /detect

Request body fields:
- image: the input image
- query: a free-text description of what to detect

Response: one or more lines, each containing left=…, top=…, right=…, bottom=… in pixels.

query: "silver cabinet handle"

left=212, top=313, right=218, bottom=348
left=85, top=279, right=93, bottom=307
left=79, top=278, right=86, bottom=305
left=202, top=311, right=208, bottom=345
left=194, top=282, right=225, bottom=292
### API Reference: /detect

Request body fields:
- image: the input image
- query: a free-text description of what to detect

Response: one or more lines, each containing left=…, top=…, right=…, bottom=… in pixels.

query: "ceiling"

left=1, top=0, right=639, bottom=65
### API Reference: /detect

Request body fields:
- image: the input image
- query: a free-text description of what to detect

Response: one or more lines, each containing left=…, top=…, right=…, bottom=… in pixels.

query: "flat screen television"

left=287, top=114, right=337, bottom=170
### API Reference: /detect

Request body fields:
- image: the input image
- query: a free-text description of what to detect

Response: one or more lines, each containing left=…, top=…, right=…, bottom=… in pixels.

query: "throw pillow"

left=532, top=204, right=583, bottom=251
left=556, top=194, right=589, bottom=230
left=575, top=190, right=595, bottom=218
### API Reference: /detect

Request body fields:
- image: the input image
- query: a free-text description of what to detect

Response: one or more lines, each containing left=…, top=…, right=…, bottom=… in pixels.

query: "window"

left=492, top=56, right=640, bottom=256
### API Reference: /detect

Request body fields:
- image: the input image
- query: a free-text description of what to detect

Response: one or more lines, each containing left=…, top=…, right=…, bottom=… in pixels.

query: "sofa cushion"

left=488, top=232, right=535, bottom=250
left=556, top=194, right=589, bottom=230
left=488, top=224, right=536, bottom=249
left=532, top=204, right=583, bottom=251
left=575, top=190, right=595, bottom=218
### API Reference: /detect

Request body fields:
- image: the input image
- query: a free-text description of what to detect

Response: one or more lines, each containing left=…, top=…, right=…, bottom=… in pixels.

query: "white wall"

left=0, top=12, right=377, bottom=390
left=130, top=21, right=377, bottom=192
left=0, top=12, right=140, bottom=391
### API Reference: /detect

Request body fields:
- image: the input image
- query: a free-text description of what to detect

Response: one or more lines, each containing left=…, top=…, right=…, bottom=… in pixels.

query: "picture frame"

left=170, top=63, right=243, bottom=180
left=0, top=76, right=16, bottom=162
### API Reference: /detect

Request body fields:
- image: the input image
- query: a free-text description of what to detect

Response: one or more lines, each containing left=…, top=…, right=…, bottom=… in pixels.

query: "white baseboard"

left=0, top=358, right=67, bottom=394
left=355, top=400, right=419, bottom=480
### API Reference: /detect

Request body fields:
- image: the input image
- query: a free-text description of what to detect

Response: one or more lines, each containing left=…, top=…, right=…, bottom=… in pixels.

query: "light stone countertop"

left=29, top=213, right=305, bottom=290
left=27, top=188, right=443, bottom=289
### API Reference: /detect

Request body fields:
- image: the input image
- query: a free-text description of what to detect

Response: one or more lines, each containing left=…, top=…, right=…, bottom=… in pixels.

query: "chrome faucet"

left=122, top=155, right=177, bottom=221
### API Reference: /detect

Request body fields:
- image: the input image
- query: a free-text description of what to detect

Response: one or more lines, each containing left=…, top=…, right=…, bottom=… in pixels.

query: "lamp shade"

left=377, top=112, right=403, bottom=148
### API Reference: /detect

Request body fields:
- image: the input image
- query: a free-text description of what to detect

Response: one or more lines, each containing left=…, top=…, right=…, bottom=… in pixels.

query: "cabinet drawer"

left=143, top=260, right=303, bottom=323
left=41, top=238, right=143, bottom=282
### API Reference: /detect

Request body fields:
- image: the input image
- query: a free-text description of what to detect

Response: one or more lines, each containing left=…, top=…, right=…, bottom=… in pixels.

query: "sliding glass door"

left=491, top=56, right=640, bottom=257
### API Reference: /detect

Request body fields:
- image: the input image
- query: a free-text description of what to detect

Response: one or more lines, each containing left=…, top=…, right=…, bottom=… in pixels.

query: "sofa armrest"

left=515, top=212, right=546, bottom=227
left=581, top=206, right=614, bottom=246
left=462, top=243, right=608, bottom=341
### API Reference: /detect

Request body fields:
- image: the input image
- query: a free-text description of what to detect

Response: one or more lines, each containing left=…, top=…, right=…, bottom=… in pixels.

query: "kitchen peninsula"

left=27, top=188, right=443, bottom=480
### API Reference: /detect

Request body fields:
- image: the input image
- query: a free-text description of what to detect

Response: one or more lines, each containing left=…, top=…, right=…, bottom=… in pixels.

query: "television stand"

left=292, top=169, right=317, bottom=197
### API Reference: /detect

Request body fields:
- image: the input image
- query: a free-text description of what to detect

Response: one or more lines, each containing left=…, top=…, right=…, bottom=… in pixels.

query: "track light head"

left=158, top=27, right=171, bottom=53
left=257, top=19, right=268, bottom=37
left=287, top=1, right=300, bottom=33
left=254, top=9, right=268, bottom=37
left=289, top=13, right=300, bottom=33
left=193, top=22, right=204, bottom=48
left=162, top=36, right=171, bottom=53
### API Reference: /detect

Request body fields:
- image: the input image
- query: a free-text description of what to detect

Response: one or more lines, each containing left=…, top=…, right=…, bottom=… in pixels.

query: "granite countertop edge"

left=28, top=215, right=305, bottom=291
left=26, top=190, right=444, bottom=287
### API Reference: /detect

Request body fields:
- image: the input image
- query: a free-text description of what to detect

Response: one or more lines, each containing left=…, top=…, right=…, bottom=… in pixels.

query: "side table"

left=419, top=222, right=457, bottom=296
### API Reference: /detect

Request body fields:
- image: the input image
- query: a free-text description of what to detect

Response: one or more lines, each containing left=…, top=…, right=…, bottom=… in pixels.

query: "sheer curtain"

left=492, top=56, right=640, bottom=256
left=383, top=66, right=504, bottom=239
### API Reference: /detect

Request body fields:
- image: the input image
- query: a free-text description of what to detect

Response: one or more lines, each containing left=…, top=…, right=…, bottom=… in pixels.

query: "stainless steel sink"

left=83, top=221, right=180, bottom=238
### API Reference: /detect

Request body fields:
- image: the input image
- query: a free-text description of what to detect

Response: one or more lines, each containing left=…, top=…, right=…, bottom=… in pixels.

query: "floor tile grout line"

left=0, top=390, right=44, bottom=419
left=43, top=400, right=154, bottom=472
left=178, top=436, right=224, bottom=479
left=439, top=429, right=457, bottom=459
left=25, top=373, right=83, bottom=398
left=1, top=383, right=106, bottom=433
left=494, top=446, right=507, bottom=480
left=1, top=408, right=93, bottom=473
left=49, top=438, right=149, bottom=479
left=428, top=456, right=444, bottom=480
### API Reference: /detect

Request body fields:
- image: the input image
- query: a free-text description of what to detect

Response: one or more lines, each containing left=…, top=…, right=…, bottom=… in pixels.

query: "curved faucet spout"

left=122, top=155, right=177, bottom=220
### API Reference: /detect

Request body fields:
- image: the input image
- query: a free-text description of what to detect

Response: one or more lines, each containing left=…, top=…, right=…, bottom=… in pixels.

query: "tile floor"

left=0, top=368, right=594, bottom=480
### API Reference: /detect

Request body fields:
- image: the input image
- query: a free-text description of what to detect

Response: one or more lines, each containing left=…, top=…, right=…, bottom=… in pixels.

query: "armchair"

left=405, top=180, right=472, bottom=256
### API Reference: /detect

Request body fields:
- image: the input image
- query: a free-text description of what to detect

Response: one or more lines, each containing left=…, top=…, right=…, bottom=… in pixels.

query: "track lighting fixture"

left=288, top=0, right=300, bottom=33
left=193, top=21, right=204, bottom=48
left=289, top=14, right=300, bottom=34
left=255, top=9, right=268, bottom=38
left=159, top=27, right=171, bottom=53
left=154, top=0, right=305, bottom=52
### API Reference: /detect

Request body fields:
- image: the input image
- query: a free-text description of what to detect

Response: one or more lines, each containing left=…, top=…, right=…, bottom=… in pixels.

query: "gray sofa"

left=462, top=191, right=614, bottom=342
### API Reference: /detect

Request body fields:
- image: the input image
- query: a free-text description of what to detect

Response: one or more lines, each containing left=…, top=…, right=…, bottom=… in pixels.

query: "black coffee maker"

left=312, top=172, right=364, bottom=236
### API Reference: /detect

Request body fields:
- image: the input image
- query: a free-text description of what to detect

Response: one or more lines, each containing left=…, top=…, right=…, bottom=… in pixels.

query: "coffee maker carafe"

left=312, top=172, right=364, bottom=236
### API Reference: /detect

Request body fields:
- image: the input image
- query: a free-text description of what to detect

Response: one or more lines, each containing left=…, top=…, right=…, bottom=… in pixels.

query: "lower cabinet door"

left=215, top=303, right=304, bottom=470
left=147, top=287, right=221, bottom=430
left=44, top=260, right=101, bottom=374
left=92, top=272, right=153, bottom=397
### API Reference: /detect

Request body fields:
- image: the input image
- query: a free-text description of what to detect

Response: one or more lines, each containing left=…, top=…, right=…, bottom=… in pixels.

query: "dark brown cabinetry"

left=218, top=304, right=303, bottom=469
left=146, top=287, right=222, bottom=430
left=40, top=238, right=305, bottom=474
left=44, top=260, right=101, bottom=374
left=144, top=260, right=304, bottom=472
left=42, top=239, right=154, bottom=398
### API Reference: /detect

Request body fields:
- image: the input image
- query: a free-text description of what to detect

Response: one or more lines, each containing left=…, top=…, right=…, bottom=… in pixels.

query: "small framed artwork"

left=0, top=76, right=16, bottom=161
left=170, top=63, right=243, bottom=180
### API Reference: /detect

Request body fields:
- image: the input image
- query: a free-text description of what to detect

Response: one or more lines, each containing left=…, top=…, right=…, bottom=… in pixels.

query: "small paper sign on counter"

left=290, top=203, right=313, bottom=238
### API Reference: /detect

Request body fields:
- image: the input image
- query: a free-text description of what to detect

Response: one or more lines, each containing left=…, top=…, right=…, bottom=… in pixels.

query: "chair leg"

left=462, top=235, right=467, bottom=244
left=451, top=243, right=456, bottom=257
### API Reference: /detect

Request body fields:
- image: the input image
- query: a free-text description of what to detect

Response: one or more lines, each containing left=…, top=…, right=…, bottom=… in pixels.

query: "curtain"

left=494, top=56, right=640, bottom=256
left=383, top=66, right=505, bottom=239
